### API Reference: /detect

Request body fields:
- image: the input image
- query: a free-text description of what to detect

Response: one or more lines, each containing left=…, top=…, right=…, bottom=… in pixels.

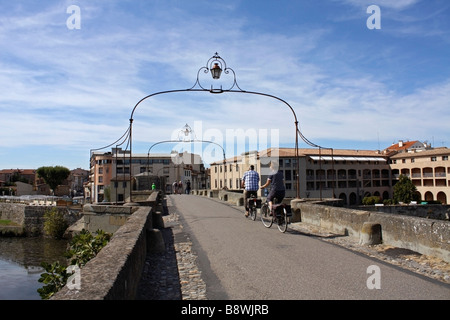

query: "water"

left=0, top=237, right=68, bottom=300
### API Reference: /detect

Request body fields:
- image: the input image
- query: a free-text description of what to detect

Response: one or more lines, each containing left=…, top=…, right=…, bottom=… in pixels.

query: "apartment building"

left=210, top=148, right=391, bottom=204
left=89, top=147, right=206, bottom=203
left=390, top=148, right=450, bottom=204
left=209, top=143, right=450, bottom=205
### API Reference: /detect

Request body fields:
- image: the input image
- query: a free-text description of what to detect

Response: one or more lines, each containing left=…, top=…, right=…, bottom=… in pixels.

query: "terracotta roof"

left=384, top=140, right=419, bottom=152
left=0, top=169, right=36, bottom=174
left=390, top=147, right=450, bottom=158
left=210, top=148, right=388, bottom=165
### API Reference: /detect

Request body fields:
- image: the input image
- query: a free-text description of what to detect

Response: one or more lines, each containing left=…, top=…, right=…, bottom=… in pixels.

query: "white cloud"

left=341, top=0, right=420, bottom=10
left=0, top=1, right=448, bottom=168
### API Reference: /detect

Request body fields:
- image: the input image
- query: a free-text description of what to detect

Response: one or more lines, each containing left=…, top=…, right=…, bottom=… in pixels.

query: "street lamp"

left=211, top=63, right=222, bottom=80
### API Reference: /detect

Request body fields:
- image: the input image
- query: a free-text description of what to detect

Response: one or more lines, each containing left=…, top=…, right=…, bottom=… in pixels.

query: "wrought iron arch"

left=93, top=53, right=333, bottom=203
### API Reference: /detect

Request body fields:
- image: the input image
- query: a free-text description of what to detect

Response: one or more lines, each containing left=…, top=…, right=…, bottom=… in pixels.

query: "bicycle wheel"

left=277, top=207, right=288, bottom=233
left=249, top=205, right=257, bottom=221
left=260, top=203, right=273, bottom=228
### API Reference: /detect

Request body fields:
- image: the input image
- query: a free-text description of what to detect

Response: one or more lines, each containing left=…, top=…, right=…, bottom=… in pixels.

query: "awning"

left=309, top=156, right=386, bottom=162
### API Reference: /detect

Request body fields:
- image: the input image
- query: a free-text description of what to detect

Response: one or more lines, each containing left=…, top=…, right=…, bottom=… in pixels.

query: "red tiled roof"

left=384, top=140, right=418, bottom=152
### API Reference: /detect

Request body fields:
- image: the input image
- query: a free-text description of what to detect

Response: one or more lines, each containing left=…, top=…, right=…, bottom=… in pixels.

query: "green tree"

left=37, top=166, right=70, bottom=194
left=393, top=175, right=418, bottom=204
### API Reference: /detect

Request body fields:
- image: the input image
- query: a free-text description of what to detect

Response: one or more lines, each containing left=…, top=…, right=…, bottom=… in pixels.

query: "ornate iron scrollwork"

left=189, top=52, right=243, bottom=92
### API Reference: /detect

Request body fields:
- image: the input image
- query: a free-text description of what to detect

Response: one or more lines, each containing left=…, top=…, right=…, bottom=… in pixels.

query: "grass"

left=0, top=219, right=20, bottom=226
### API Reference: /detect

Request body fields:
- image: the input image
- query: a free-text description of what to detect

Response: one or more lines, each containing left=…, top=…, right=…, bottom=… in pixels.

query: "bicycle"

left=247, top=194, right=261, bottom=221
left=260, top=198, right=291, bottom=233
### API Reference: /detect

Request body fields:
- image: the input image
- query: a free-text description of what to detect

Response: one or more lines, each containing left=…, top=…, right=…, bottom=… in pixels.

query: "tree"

left=393, top=175, right=418, bottom=204
left=37, top=166, right=70, bottom=194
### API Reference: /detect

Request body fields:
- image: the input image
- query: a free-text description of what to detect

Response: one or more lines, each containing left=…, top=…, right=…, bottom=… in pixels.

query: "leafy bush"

left=43, top=207, right=69, bottom=239
left=37, top=262, right=69, bottom=300
left=362, top=196, right=382, bottom=205
left=38, top=229, right=111, bottom=299
left=65, top=229, right=112, bottom=266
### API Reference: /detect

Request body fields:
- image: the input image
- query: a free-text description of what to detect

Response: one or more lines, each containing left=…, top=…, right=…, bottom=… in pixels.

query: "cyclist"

left=260, top=161, right=285, bottom=214
left=241, top=165, right=260, bottom=217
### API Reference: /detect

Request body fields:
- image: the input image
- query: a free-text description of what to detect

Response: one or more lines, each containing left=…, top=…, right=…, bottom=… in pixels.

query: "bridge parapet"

left=52, top=205, right=153, bottom=300
left=291, top=199, right=450, bottom=263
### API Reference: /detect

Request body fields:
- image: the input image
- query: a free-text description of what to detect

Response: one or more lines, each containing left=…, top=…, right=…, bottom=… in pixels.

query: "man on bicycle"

left=260, top=161, right=285, bottom=214
left=241, top=165, right=260, bottom=217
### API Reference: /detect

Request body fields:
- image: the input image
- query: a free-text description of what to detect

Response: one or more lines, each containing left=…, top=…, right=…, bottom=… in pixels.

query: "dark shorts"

left=244, top=190, right=258, bottom=210
left=267, top=189, right=285, bottom=204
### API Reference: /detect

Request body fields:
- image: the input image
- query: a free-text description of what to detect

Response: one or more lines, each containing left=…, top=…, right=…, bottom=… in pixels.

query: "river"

left=0, top=237, right=68, bottom=300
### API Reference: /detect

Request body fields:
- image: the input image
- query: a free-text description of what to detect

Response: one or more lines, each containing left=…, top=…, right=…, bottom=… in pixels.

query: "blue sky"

left=0, top=0, right=449, bottom=170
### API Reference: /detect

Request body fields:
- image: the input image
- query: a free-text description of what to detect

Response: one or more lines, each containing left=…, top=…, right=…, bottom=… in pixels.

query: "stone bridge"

left=18, top=189, right=445, bottom=300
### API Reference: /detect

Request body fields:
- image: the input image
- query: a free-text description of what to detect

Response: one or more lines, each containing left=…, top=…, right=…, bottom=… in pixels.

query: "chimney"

left=399, top=140, right=403, bottom=147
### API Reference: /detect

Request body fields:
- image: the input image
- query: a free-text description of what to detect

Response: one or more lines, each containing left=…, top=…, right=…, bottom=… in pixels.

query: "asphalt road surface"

left=168, top=194, right=450, bottom=300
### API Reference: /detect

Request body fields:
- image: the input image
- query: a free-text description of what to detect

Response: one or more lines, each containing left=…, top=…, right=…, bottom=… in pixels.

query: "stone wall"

left=0, top=203, right=82, bottom=236
left=51, top=191, right=165, bottom=300
left=363, top=204, right=450, bottom=220
left=52, top=206, right=153, bottom=300
left=291, top=199, right=450, bottom=263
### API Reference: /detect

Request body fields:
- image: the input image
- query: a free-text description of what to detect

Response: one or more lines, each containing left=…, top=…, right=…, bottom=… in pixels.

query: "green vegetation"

left=38, top=229, right=112, bottom=300
left=362, top=196, right=382, bottom=205
left=36, top=166, right=70, bottom=193
left=43, top=207, right=69, bottom=239
left=393, top=175, right=419, bottom=204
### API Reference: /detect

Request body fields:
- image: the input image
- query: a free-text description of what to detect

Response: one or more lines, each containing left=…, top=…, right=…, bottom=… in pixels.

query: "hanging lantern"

left=210, top=62, right=222, bottom=80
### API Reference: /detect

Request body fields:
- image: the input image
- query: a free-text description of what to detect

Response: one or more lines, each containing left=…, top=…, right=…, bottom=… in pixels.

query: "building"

left=69, top=168, right=90, bottom=197
left=209, top=142, right=450, bottom=205
left=390, top=147, right=450, bottom=204
left=89, top=147, right=207, bottom=203
left=210, top=148, right=391, bottom=204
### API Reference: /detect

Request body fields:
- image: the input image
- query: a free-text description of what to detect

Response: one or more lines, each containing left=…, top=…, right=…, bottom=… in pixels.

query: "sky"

left=0, top=0, right=449, bottom=170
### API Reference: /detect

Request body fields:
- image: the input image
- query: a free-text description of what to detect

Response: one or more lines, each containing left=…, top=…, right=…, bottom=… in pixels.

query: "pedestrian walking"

left=185, top=180, right=191, bottom=194
left=178, top=181, right=183, bottom=194
left=172, top=181, right=178, bottom=194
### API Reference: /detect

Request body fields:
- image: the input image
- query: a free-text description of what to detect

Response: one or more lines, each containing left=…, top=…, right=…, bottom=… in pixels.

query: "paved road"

left=168, top=194, right=450, bottom=300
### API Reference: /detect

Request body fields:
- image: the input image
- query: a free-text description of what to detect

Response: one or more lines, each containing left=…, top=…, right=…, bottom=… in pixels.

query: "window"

left=285, top=170, right=292, bottom=180
left=431, top=157, right=437, bottom=162
left=443, top=156, right=448, bottom=161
